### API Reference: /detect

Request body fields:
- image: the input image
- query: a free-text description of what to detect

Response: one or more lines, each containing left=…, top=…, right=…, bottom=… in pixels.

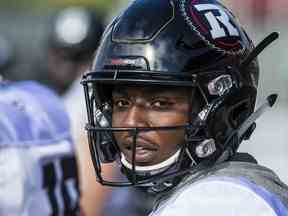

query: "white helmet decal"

left=180, top=0, right=245, bottom=54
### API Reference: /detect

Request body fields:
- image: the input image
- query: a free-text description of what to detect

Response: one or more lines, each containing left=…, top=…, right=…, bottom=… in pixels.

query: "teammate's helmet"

left=47, top=7, right=104, bottom=61
left=82, top=0, right=261, bottom=189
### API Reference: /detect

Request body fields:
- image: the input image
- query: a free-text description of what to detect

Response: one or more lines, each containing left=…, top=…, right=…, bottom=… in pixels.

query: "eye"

left=151, top=99, right=174, bottom=110
left=113, top=98, right=130, bottom=110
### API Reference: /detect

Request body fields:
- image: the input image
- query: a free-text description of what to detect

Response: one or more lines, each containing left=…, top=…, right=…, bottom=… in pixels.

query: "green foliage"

left=0, top=0, right=115, bottom=11
left=43, top=0, right=115, bottom=9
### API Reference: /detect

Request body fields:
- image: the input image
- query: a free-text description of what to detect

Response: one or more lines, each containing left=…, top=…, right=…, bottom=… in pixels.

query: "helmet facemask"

left=81, top=66, right=253, bottom=190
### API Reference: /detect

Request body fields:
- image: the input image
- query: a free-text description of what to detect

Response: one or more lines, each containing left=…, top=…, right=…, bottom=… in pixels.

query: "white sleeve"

left=153, top=177, right=286, bottom=216
left=62, top=77, right=87, bottom=141
left=0, top=148, right=27, bottom=216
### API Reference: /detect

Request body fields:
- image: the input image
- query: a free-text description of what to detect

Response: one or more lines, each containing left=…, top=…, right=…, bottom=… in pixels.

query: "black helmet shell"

left=82, top=0, right=261, bottom=188
left=93, top=0, right=253, bottom=75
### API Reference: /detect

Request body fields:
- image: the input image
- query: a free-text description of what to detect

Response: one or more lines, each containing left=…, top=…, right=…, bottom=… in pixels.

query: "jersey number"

left=42, top=156, right=79, bottom=215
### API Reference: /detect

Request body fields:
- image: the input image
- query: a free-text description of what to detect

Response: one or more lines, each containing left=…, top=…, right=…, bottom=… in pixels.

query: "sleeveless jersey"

left=150, top=160, right=288, bottom=216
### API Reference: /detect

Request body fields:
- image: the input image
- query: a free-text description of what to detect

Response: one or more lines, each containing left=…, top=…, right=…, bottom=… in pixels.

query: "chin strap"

left=237, top=94, right=277, bottom=140
left=219, top=94, right=278, bottom=159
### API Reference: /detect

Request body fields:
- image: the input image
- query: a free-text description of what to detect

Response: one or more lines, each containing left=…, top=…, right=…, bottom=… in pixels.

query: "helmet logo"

left=106, top=57, right=148, bottom=70
left=193, top=4, right=239, bottom=39
left=180, top=0, right=244, bottom=54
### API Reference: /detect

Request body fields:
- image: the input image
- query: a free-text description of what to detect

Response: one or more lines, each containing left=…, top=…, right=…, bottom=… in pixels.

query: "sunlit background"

left=223, top=0, right=288, bottom=185
left=0, top=0, right=287, bottom=184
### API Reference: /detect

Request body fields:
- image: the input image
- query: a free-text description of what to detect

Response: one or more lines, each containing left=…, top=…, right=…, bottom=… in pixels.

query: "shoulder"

left=0, top=81, right=72, bottom=148
left=0, top=80, right=64, bottom=109
left=153, top=176, right=288, bottom=216
left=5, top=81, right=64, bottom=106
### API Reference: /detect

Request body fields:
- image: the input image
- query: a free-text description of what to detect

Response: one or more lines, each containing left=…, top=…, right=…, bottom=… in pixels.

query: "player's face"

left=112, top=85, right=190, bottom=166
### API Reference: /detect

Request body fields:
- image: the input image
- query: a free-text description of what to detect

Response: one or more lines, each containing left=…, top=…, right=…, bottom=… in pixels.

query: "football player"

left=0, top=36, right=79, bottom=215
left=81, top=0, right=288, bottom=215
left=42, top=8, right=110, bottom=215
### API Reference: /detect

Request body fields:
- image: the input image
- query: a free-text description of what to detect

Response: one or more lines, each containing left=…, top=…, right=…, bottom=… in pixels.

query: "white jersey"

left=0, top=81, right=79, bottom=216
left=149, top=162, right=288, bottom=216
left=62, top=76, right=87, bottom=142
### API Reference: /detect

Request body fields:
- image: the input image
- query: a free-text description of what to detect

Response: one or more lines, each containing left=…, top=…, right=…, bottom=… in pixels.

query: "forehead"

left=112, top=84, right=191, bottom=97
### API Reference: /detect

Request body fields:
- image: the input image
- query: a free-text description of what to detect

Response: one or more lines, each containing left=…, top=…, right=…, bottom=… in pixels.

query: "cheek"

left=112, top=111, right=126, bottom=127
left=150, top=111, right=188, bottom=161
left=154, top=129, right=186, bottom=160
left=158, top=129, right=185, bottom=148
left=148, top=111, right=189, bottom=127
left=112, top=114, right=129, bottom=148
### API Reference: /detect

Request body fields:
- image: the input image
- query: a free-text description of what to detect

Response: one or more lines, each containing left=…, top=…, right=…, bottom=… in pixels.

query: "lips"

left=120, top=138, right=158, bottom=163
left=124, top=139, right=158, bottom=151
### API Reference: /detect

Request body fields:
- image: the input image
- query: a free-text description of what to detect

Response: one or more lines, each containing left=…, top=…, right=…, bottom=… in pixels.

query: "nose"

left=124, top=105, right=148, bottom=128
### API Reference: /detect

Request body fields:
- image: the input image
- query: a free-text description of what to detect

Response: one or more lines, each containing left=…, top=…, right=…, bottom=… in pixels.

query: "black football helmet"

left=47, top=7, right=104, bottom=61
left=81, top=0, right=278, bottom=190
left=44, top=7, right=104, bottom=94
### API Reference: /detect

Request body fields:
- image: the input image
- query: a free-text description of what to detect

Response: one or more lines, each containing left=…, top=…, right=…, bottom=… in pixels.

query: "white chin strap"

left=120, top=149, right=181, bottom=175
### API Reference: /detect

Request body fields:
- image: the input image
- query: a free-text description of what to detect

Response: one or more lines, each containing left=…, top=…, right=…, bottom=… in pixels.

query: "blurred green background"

left=0, top=0, right=115, bottom=11
left=0, top=0, right=128, bottom=81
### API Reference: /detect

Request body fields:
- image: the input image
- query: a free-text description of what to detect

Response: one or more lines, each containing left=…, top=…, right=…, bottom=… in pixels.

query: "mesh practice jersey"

left=149, top=161, right=288, bottom=216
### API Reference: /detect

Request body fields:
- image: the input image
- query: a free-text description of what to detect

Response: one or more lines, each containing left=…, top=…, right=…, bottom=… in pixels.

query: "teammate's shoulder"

left=0, top=80, right=72, bottom=148
left=13, top=80, right=60, bottom=98
left=1, top=80, right=58, bottom=100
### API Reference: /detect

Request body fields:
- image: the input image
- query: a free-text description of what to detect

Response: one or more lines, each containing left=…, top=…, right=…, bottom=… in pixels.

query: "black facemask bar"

left=85, top=93, right=277, bottom=187
left=85, top=124, right=204, bottom=186
left=82, top=70, right=222, bottom=186
left=82, top=71, right=243, bottom=187
left=81, top=32, right=279, bottom=187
